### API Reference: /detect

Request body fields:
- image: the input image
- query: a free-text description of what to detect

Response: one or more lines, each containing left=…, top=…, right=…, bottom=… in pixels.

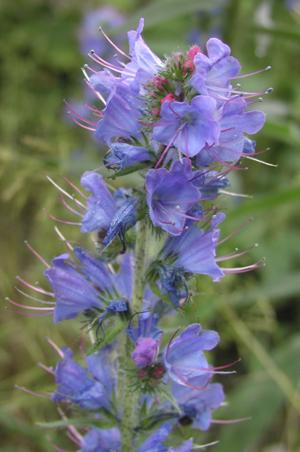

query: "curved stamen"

left=16, top=276, right=54, bottom=297
left=98, top=25, right=130, bottom=59
left=6, top=297, right=54, bottom=311
left=15, top=287, right=55, bottom=305
left=24, top=241, right=50, bottom=268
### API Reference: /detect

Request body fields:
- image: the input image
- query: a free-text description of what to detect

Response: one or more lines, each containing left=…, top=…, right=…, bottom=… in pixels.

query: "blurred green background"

left=1, top=0, right=300, bottom=450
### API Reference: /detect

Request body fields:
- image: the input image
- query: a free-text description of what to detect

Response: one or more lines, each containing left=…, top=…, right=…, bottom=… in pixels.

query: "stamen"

left=49, top=214, right=81, bottom=226
left=15, top=385, right=50, bottom=399
left=98, top=25, right=130, bottom=59
left=192, top=440, right=219, bottom=449
left=63, top=176, right=87, bottom=199
left=85, top=80, right=107, bottom=105
left=38, top=362, right=55, bottom=375
left=14, top=287, right=55, bottom=305
left=242, top=155, right=278, bottom=167
left=16, top=276, right=54, bottom=297
left=24, top=240, right=50, bottom=268
left=60, top=196, right=82, bottom=217
left=46, top=176, right=86, bottom=209
left=54, top=226, right=74, bottom=252
left=223, top=259, right=265, bottom=274
left=46, top=337, right=65, bottom=358
left=232, top=65, right=272, bottom=79
left=218, top=217, right=254, bottom=246
left=217, top=244, right=259, bottom=262
left=219, top=189, right=253, bottom=199
left=212, top=416, right=251, bottom=425
left=6, top=297, right=54, bottom=311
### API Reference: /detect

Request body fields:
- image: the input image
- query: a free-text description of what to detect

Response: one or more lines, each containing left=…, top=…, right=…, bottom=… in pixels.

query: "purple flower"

left=127, top=18, right=163, bottom=86
left=161, top=220, right=224, bottom=282
left=81, top=427, right=121, bottom=452
left=52, top=348, right=112, bottom=410
left=164, top=324, right=219, bottom=387
left=132, top=337, right=160, bottom=368
left=190, top=38, right=241, bottom=98
left=153, top=96, right=220, bottom=158
left=95, top=83, right=143, bottom=144
left=105, top=143, right=152, bottom=170
left=196, top=97, right=265, bottom=164
left=80, top=171, right=138, bottom=247
left=146, top=159, right=201, bottom=235
left=173, top=382, right=224, bottom=431
left=45, top=249, right=133, bottom=323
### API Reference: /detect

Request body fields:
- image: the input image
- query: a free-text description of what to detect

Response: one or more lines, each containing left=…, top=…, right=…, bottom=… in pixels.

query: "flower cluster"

left=12, top=17, right=268, bottom=451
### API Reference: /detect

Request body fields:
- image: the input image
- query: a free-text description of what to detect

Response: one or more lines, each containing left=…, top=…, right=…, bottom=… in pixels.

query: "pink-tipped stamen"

left=38, top=362, right=55, bottom=375
left=85, top=79, right=107, bottom=105
left=15, top=287, right=55, bottom=305
left=217, top=244, right=258, bottom=262
left=16, top=276, right=54, bottom=297
left=24, top=240, right=50, bottom=268
left=88, top=50, right=133, bottom=76
left=98, top=25, right=130, bottom=59
left=6, top=297, right=54, bottom=312
left=218, top=217, right=254, bottom=246
left=46, top=337, right=65, bottom=358
left=63, top=176, right=87, bottom=199
left=54, top=226, right=74, bottom=252
left=49, top=214, right=81, bottom=226
left=212, top=416, right=251, bottom=425
left=232, top=66, right=271, bottom=79
left=223, top=259, right=265, bottom=274
left=60, top=196, right=82, bottom=217
left=155, top=126, right=183, bottom=168
left=15, top=385, right=50, bottom=399
left=242, top=155, right=278, bottom=167
left=46, top=176, right=86, bottom=209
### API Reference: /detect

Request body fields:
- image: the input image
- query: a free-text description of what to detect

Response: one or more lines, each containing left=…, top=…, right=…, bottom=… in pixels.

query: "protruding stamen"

left=16, top=276, right=54, bottom=297
left=49, top=214, right=81, bottom=226
left=6, top=297, right=54, bottom=311
left=219, top=189, right=253, bottom=199
left=46, top=176, right=86, bottom=209
left=243, top=155, right=278, bottom=167
left=233, top=65, right=272, bottom=79
left=46, top=337, right=64, bottom=358
left=24, top=241, right=50, bottom=268
left=15, top=385, right=50, bottom=399
left=54, top=226, right=74, bottom=252
left=98, top=25, right=130, bottom=59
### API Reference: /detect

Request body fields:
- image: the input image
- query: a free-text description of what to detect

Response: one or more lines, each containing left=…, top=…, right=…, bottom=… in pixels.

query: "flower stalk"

left=121, top=219, right=148, bottom=450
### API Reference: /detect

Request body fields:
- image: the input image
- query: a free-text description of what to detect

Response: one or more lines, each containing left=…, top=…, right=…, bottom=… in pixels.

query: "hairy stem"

left=120, top=220, right=148, bottom=450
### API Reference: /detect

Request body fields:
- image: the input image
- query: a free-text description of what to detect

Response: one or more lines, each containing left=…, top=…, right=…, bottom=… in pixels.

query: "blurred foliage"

left=1, top=0, right=300, bottom=450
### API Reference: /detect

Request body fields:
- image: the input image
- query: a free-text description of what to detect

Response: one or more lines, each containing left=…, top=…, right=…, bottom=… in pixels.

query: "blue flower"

left=158, top=265, right=189, bottom=307
left=95, top=82, right=143, bottom=143
left=127, top=18, right=163, bottom=87
left=80, top=171, right=138, bottom=247
left=153, top=96, right=220, bottom=158
left=173, top=382, right=224, bottom=431
left=105, top=142, right=152, bottom=170
left=161, top=220, right=224, bottom=282
left=189, top=38, right=241, bottom=98
left=52, top=348, right=112, bottom=410
left=81, top=427, right=121, bottom=452
left=196, top=97, right=265, bottom=164
left=128, top=311, right=162, bottom=342
left=45, top=249, right=133, bottom=323
left=164, top=324, right=219, bottom=387
left=146, top=159, right=201, bottom=235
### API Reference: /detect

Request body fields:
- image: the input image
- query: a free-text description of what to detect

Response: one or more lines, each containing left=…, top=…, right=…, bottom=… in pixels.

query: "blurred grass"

left=1, top=0, right=300, bottom=450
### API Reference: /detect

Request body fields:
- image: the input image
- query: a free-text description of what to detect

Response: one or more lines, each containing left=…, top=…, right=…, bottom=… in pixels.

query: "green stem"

left=120, top=220, right=148, bottom=451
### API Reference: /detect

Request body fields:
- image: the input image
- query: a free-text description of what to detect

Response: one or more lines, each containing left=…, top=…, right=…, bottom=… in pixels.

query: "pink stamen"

left=49, top=214, right=81, bottom=226
left=15, top=287, right=55, bottom=305
left=16, top=276, right=54, bottom=297
left=38, top=362, right=55, bottom=375
left=223, top=259, right=265, bottom=274
left=155, top=126, right=183, bottom=168
left=232, top=66, right=271, bottom=80
left=24, top=241, right=50, bottom=268
left=6, top=297, right=54, bottom=311
left=218, top=217, right=254, bottom=246
left=98, top=25, right=130, bottom=59
left=60, top=196, right=82, bottom=217
left=242, top=155, right=277, bottom=167
left=212, top=416, right=251, bottom=425
left=46, top=337, right=65, bottom=358
left=54, top=226, right=74, bottom=252
left=63, top=176, right=87, bottom=199
left=15, top=385, right=50, bottom=399
left=46, top=176, right=86, bottom=209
